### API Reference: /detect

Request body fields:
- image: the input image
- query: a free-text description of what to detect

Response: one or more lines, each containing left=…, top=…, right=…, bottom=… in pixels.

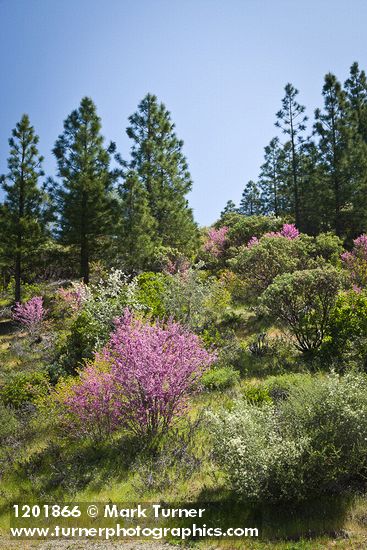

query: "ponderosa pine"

left=0, top=115, right=46, bottom=302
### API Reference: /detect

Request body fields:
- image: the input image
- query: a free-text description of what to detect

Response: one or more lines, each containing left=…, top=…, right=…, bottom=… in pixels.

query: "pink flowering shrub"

left=12, top=296, right=46, bottom=336
left=342, top=234, right=367, bottom=288
left=204, top=226, right=229, bottom=257
left=57, top=283, right=89, bottom=312
left=247, top=236, right=260, bottom=248
left=56, top=362, right=121, bottom=441
left=247, top=224, right=299, bottom=247
left=60, top=311, right=215, bottom=441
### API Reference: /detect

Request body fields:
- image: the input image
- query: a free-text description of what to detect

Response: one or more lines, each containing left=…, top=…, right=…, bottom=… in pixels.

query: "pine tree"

left=314, top=74, right=359, bottom=236
left=258, top=137, right=284, bottom=216
left=51, top=97, right=116, bottom=283
left=220, top=200, right=237, bottom=217
left=124, top=94, right=198, bottom=253
left=0, top=115, right=46, bottom=302
left=238, top=180, right=261, bottom=215
left=344, top=62, right=367, bottom=143
left=118, top=171, right=157, bottom=271
left=297, top=141, right=331, bottom=235
left=275, top=83, right=307, bottom=227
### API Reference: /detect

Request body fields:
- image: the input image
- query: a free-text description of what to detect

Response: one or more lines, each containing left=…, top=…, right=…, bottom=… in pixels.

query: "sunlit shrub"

left=260, top=267, right=342, bottom=352
left=135, top=272, right=167, bottom=318
left=321, top=289, right=367, bottom=369
left=230, top=235, right=314, bottom=297
left=210, top=372, right=367, bottom=502
left=163, top=265, right=231, bottom=333
left=12, top=296, right=46, bottom=337
left=201, top=366, right=239, bottom=391
left=58, top=311, right=215, bottom=441
left=0, top=372, right=50, bottom=408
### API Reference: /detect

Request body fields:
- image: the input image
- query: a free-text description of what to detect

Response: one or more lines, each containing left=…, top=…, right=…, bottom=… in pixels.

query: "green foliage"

left=163, top=265, right=231, bottom=333
left=0, top=372, right=49, bottom=408
left=218, top=213, right=283, bottom=248
left=265, top=373, right=315, bottom=401
left=261, top=267, right=342, bottom=352
left=124, top=93, right=198, bottom=254
left=210, top=372, right=367, bottom=502
left=53, top=271, right=143, bottom=376
left=117, top=170, right=157, bottom=271
left=51, top=97, right=117, bottom=283
left=135, top=272, right=167, bottom=318
left=231, top=235, right=314, bottom=297
left=313, top=232, right=344, bottom=264
left=55, top=311, right=100, bottom=375
left=242, top=336, right=300, bottom=377
left=242, top=382, right=272, bottom=405
left=201, top=366, right=239, bottom=391
left=0, top=114, right=48, bottom=302
left=322, top=289, right=367, bottom=368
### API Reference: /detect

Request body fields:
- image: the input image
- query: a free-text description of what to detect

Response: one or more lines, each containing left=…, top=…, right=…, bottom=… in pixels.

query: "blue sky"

left=1, top=0, right=367, bottom=226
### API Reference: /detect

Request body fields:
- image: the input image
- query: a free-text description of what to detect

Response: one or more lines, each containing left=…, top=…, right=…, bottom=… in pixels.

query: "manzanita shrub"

left=231, top=234, right=314, bottom=297
left=12, top=296, right=46, bottom=336
left=260, top=267, right=342, bottom=352
left=59, top=311, right=215, bottom=442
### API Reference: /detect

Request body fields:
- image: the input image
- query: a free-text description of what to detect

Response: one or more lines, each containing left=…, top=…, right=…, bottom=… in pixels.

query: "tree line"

left=0, top=94, right=198, bottom=301
left=224, top=62, right=367, bottom=240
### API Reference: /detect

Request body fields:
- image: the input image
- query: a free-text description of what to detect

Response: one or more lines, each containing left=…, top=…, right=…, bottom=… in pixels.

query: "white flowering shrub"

left=84, top=269, right=144, bottom=339
left=54, top=270, right=145, bottom=376
left=209, top=372, right=367, bottom=502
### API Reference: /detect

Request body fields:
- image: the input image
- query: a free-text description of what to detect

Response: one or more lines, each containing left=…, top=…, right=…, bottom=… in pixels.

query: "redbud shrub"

left=55, top=311, right=215, bottom=442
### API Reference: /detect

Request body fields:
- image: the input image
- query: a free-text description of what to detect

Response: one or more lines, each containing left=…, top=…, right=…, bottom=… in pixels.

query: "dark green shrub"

left=55, top=311, right=100, bottom=375
left=0, top=372, right=50, bottom=408
left=230, top=235, right=315, bottom=298
left=261, top=267, right=343, bottom=352
left=314, top=232, right=344, bottom=264
left=201, top=366, right=240, bottom=391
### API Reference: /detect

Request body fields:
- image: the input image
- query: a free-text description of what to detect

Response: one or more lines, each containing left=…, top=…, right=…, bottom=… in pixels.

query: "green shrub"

left=265, top=373, right=315, bottom=401
left=201, top=366, right=239, bottom=391
left=313, top=232, right=344, bottom=265
left=0, top=372, right=50, bottom=408
left=230, top=235, right=315, bottom=298
left=260, top=267, right=343, bottom=352
left=135, top=272, right=167, bottom=318
left=54, top=269, right=144, bottom=376
left=210, top=372, right=367, bottom=502
left=321, top=289, right=367, bottom=369
left=163, top=265, right=231, bottom=333
left=242, top=383, right=272, bottom=405
left=218, top=214, right=283, bottom=248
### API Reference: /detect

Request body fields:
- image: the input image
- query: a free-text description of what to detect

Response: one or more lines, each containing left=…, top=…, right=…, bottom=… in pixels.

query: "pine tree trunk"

left=80, top=191, right=89, bottom=284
